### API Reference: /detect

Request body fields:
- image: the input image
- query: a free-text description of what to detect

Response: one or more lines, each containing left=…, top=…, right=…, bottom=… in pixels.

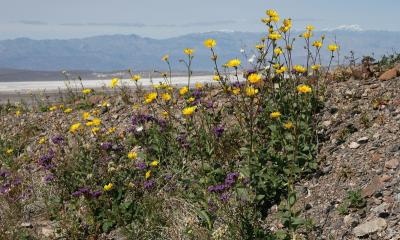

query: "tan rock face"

left=379, top=68, right=399, bottom=81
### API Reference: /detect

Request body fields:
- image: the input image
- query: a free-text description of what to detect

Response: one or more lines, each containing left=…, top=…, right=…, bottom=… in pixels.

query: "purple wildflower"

left=214, top=126, right=225, bottom=138
left=143, top=180, right=155, bottom=189
left=219, top=192, right=231, bottom=202
left=100, top=142, right=113, bottom=150
left=38, top=150, right=55, bottom=170
left=136, top=162, right=147, bottom=170
left=89, top=190, right=102, bottom=198
left=51, top=135, right=64, bottom=145
left=44, top=174, right=55, bottom=183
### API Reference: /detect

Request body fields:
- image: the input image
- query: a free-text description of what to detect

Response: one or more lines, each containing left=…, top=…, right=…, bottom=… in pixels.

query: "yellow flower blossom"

left=128, top=151, right=138, bottom=160
left=293, top=65, right=306, bottom=73
left=92, top=118, right=101, bottom=126
left=49, top=106, right=58, bottom=111
left=106, top=127, right=116, bottom=134
left=184, top=48, right=195, bottom=55
left=103, top=183, right=113, bottom=191
left=247, top=73, right=262, bottom=84
left=297, top=84, right=312, bottom=94
left=232, top=87, right=241, bottom=95
left=302, top=31, right=312, bottom=39
left=311, top=64, right=321, bottom=71
left=187, top=97, right=195, bottom=103
left=110, top=78, right=119, bottom=88
left=306, top=25, right=315, bottom=31
left=82, top=88, right=92, bottom=94
left=161, top=111, right=169, bottom=118
left=38, top=137, right=47, bottom=144
left=150, top=160, right=159, bottom=167
left=270, top=111, right=282, bottom=119
left=179, top=86, right=189, bottom=95
left=161, top=93, right=172, bottom=101
left=162, top=54, right=169, bottom=61
left=245, top=87, right=259, bottom=97
left=255, top=44, right=265, bottom=50
left=82, top=112, right=91, bottom=120
left=276, top=66, right=288, bottom=74
left=213, top=75, right=220, bottom=81
left=145, top=170, right=151, bottom=179
left=268, top=32, right=282, bottom=41
left=132, top=75, right=141, bottom=81
left=69, top=123, right=82, bottom=133
left=328, top=44, right=339, bottom=52
left=204, top=39, right=217, bottom=48
left=6, top=148, right=14, bottom=155
left=266, top=9, right=279, bottom=22
left=91, top=127, right=100, bottom=135
left=144, top=92, right=158, bottom=104
left=283, top=121, right=293, bottom=129
left=274, top=47, right=283, bottom=56
left=312, top=40, right=323, bottom=48
left=226, top=59, right=241, bottom=68
left=195, top=83, right=203, bottom=89
left=182, top=106, right=197, bottom=116
left=64, top=108, right=73, bottom=113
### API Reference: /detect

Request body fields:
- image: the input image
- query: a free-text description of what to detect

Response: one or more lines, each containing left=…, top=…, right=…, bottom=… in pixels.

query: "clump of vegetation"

left=0, top=9, right=341, bottom=239
left=337, top=190, right=366, bottom=215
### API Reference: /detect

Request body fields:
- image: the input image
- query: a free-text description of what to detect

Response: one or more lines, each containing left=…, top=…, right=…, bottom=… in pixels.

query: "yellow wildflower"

left=161, top=93, right=172, bottom=101
left=276, top=66, right=288, bottom=74
left=283, top=121, right=293, bottom=129
left=255, top=44, right=265, bottom=50
left=293, top=65, right=306, bottom=73
left=213, top=75, right=220, bottom=81
left=132, top=75, right=141, bottom=81
left=162, top=111, right=169, bottom=118
left=150, top=160, right=159, bottom=167
left=162, top=54, right=169, bottom=61
left=106, top=127, right=116, bottom=134
left=145, top=170, right=151, bottom=179
left=274, top=47, right=283, bottom=56
left=69, top=123, right=82, bottom=133
left=270, top=111, right=282, bottom=119
left=266, top=9, right=279, bottom=22
left=204, top=39, right=217, bottom=48
left=103, top=183, right=113, bottom=191
left=311, top=64, right=321, bottom=71
left=328, top=44, right=339, bottom=52
left=82, top=112, right=91, bottom=120
left=64, top=108, right=73, bottom=113
left=38, top=137, right=47, bottom=144
left=312, top=40, right=323, bottom=48
left=110, top=78, right=119, bottom=88
left=232, top=87, right=241, bottom=95
left=282, top=18, right=292, bottom=31
left=82, top=88, right=92, bottom=94
left=247, top=73, right=262, bottom=84
left=91, top=127, right=100, bottom=135
left=128, top=151, right=138, bottom=160
left=179, top=86, right=189, bottom=95
left=184, top=48, right=195, bottom=55
left=144, top=92, right=158, bottom=104
left=226, top=59, right=241, bottom=68
left=268, top=32, right=282, bottom=41
left=195, top=82, right=203, bottom=89
left=92, top=118, right=101, bottom=126
left=187, top=97, right=195, bottom=103
left=49, top=106, right=57, bottom=111
left=245, top=87, right=259, bottom=97
left=306, top=25, right=315, bottom=31
left=297, top=84, right=312, bottom=94
left=302, top=31, right=312, bottom=39
left=6, top=148, right=14, bottom=155
left=182, top=106, right=196, bottom=116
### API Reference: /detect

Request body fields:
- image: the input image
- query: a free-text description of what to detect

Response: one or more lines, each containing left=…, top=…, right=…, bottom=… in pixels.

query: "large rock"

left=379, top=66, right=399, bottom=81
left=353, top=218, right=387, bottom=237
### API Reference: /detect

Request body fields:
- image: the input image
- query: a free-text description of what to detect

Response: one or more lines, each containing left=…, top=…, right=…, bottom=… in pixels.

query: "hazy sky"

left=1, top=0, right=399, bottom=40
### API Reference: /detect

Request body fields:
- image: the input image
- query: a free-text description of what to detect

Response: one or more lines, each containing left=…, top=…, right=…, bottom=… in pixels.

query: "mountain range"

left=0, top=30, right=399, bottom=73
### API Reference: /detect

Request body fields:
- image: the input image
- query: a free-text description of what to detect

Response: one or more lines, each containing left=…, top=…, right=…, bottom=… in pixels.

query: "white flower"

left=136, top=126, right=144, bottom=132
left=248, top=54, right=256, bottom=63
left=240, top=48, right=245, bottom=53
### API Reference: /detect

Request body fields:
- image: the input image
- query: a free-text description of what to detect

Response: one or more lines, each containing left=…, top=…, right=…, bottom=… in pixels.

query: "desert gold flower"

left=92, top=118, right=101, bottom=126
left=86, top=121, right=94, bottom=126
left=245, top=87, right=259, bottom=97
left=204, top=39, right=217, bottom=48
left=276, top=66, right=288, bottom=74
left=226, top=59, right=241, bottom=68
left=270, top=111, right=282, bottom=119
left=103, top=183, right=113, bottom=191
left=69, top=123, right=82, bottom=133
left=283, top=121, right=293, bottom=129
left=328, top=44, right=339, bottom=52
left=110, top=78, right=119, bottom=88
left=15, top=110, right=21, bottom=116
left=182, top=106, right=196, bottom=116
left=179, top=86, right=189, bottom=95
left=255, top=44, right=265, bottom=50
left=306, top=25, right=315, bottom=31
left=49, top=106, right=58, bottom=111
left=293, top=65, right=306, bottom=73
left=92, top=109, right=100, bottom=115
left=82, top=88, right=92, bottom=94
left=106, top=127, right=116, bottom=134
left=302, top=31, right=312, bottom=39
left=144, top=92, right=158, bottom=104
left=132, top=75, right=141, bottom=81
left=213, top=75, right=220, bottom=81
left=101, top=101, right=110, bottom=107
left=297, top=84, right=312, bottom=94
left=150, top=160, right=159, bottom=167
left=64, top=108, right=73, bottom=113
left=248, top=73, right=262, bottom=84
left=274, top=47, right=283, bottom=56
left=6, top=148, right=14, bottom=155
left=161, top=93, right=172, bottom=101
left=187, top=97, right=195, bottom=103
left=311, top=64, right=321, bottom=70
left=268, top=32, right=282, bottom=41
left=195, top=83, right=203, bottom=89
left=184, top=48, right=195, bottom=55
left=82, top=112, right=91, bottom=120
left=38, top=137, right=47, bottom=144
left=266, top=9, right=279, bottom=22
left=145, top=170, right=151, bottom=179
left=91, top=127, right=100, bottom=135
left=232, top=87, right=241, bottom=95
left=128, top=151, right=138, bottom=160
left=283, top=18, right=292, bottom=28
left=312, top=40, right=323, bottom=48
left=162, top=54, right=169, bottom=61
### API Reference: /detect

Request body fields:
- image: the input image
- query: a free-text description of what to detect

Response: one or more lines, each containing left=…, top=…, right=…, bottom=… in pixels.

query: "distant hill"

left=0, top=30, right=399, bottom=72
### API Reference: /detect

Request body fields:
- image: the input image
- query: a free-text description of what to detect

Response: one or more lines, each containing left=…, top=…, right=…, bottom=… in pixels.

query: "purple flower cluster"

left=71, top=187, right=103, bottom=198
left=143, top=180, right=155, bottom=189
left=176, top=133, right=189, bottom=148
left=0, top=171, right=22, bottom=195
left=44, top=174, right=55, bottom=183
left=132, top=114, right=166, bottom=128
left=213, top=126, right=225, bottom=138
left=38, top=150, right=55, bottom=170
left=207, top=172, right=239, bottom=193
left=136, top=162, right=147, bottom=170
left=100, top=142, right=113, bottom=150
left=51, top=135, right=64, bottom=145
